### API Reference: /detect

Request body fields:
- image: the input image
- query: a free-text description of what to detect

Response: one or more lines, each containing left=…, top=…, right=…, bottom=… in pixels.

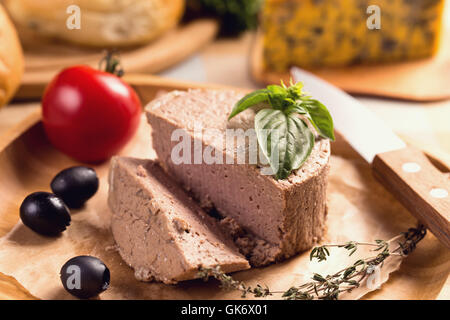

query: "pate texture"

left=146, top=89, right=330, bottom=266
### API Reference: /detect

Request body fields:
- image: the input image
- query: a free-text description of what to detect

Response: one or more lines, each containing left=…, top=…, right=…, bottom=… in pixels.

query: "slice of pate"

left=108, top=157, right=250, bottom=284
left=146, top=89, right=331, bottom=267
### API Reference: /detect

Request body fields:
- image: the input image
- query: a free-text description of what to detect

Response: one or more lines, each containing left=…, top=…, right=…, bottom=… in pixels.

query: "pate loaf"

left=108, top=157, right=250, bottom=284
left=146, top=89, right=330, bottom=267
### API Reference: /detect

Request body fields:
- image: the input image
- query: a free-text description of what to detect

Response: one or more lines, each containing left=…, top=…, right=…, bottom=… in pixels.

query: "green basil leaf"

left=302, top=99, right=335, bottom=141
left=267, top=84, right=287, bottom=94
left=228, top=89, right=270, bottom=120
left=285, top=101, right=307, bottom=115
left=287, top=82, right=304, bottom=99
left=267, top=85, right=288, bottom=110
left=255, top=109, right=315, bottom=180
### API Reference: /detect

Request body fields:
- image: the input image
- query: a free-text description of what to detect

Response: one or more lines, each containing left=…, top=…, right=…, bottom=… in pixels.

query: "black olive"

left=51, top=166, right=99, bottom=208
left=60, top=256, right=110, bottom=299
left=20, top=192, right=71, bottom=236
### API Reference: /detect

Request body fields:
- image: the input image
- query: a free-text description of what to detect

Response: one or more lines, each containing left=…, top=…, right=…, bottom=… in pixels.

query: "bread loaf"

left=4, top=0, right=185, bottom=47
left=0, top=4, right=24, bottom=107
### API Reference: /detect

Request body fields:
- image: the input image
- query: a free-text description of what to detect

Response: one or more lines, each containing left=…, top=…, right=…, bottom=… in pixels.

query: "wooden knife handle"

left=372, top=146, right=450, bottom=248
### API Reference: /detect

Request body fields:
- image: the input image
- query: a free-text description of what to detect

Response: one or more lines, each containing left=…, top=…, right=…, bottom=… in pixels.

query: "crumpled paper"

left=0, top=117, right=448, bottom=300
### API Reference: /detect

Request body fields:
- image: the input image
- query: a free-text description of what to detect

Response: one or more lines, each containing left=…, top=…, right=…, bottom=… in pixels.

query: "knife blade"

left=292, top=67, right=450, bottom=248
left=292, top=67, right=406, bottom=163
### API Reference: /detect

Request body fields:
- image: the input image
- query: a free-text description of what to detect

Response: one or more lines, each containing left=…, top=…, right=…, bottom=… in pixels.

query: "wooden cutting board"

left=251, top=30, right=450, bottom=102
left=0, top=76, right=448, bottom=300
left=11, top=73, right=450, bottom=170
left=16, top=19, right=218, bottom=100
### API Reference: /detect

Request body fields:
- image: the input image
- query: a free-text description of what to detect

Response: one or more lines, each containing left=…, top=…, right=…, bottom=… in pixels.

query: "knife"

left=292, top=67, right=450, bottom=248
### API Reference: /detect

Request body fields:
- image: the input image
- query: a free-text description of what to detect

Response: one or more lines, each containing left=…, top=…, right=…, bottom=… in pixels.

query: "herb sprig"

left=199, top=225, right=426, bottom=300
left=185, top=0, right=263, bottom=36
left=228, top=81, right=334, bottom=180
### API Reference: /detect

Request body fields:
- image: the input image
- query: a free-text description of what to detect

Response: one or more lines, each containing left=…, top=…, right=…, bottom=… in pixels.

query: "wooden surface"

left=0, top=77, right=225, bottom=300
left=373, top=147, right=450, bottom=248
left=16, top=72, right=243, bottom=105
left=0, top=76, right=449, bottom=299
left=251, top=32, right=450, bottom=101
left=9, top=72, right=450, bottom=171
left=1, top=26, right=449, bottom=298
left=15, top=19, right=218, bottom=100
left=0, top=273, right=37, bottom=300
left=0, top=107, right=448, bottom=300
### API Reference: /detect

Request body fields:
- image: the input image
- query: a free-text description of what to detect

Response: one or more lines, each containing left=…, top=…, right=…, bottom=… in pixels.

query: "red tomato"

left=42, top=65, right=141, bottom=163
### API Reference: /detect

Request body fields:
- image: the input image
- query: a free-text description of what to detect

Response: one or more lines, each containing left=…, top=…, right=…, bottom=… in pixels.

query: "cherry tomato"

left=42, top=65, right=141, bottom=163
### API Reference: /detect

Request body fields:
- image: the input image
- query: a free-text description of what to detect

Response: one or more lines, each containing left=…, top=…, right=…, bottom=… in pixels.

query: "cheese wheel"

left=262, top=0, right=445, bottom=70
left=0, top=4, right=24, bottom=108
left=4, top=0, right=185, bottom=47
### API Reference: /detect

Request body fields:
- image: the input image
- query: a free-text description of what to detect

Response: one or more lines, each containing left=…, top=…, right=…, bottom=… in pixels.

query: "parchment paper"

left=0, top=117, right=448, bottom=300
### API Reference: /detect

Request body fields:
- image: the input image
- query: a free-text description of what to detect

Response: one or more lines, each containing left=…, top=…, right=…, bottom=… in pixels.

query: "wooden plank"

left=0, top=273, right=37, bottom=300
left=15, top=19, right=218, bottom=100
left=373, top=147, right=450, bottom=248
left=251, top=32, right=450, bottom=102
left=0, top=76, right=448, bottom=299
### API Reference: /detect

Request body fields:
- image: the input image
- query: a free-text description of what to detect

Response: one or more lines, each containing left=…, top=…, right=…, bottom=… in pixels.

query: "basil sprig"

left=228, top=81, right=334, bottom=180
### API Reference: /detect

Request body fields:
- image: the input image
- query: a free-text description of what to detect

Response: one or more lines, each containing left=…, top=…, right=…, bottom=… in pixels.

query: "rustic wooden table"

left=0, top=33, right=448, bottom=299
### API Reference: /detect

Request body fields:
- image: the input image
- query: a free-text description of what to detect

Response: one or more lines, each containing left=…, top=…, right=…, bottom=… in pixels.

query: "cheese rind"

left=262, top=0, right=445, bottom=71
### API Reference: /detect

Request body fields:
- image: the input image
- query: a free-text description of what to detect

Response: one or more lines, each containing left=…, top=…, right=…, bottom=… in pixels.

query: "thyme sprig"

left=199, top=225, right=426, bottom=300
